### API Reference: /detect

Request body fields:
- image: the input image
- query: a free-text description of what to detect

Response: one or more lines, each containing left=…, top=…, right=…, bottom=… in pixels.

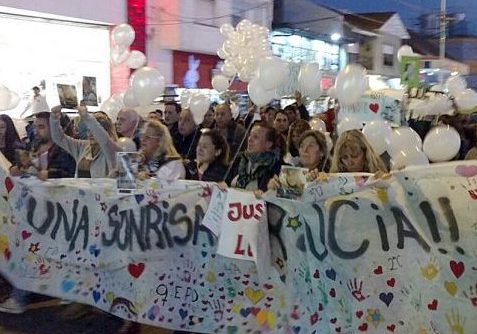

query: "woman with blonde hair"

left=330, top=129, right=387, bottom=173
left=138, top=119, right=185, bottom=180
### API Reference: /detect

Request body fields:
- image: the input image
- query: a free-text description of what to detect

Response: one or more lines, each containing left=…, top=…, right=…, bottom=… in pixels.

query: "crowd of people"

left=0, top=95, right=476, bottom=331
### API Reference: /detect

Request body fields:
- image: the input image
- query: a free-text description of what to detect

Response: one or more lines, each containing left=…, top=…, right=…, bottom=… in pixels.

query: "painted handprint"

left=298, top=262, right=311, bottom=283
left=400, top=284, right=422, bottom=311
left=445, top=309, right=465, bottom=334
left=209, top=299, right=224, bottom=322
left=420, top=257, right=439, bottom=280
left=460, top=176, right=477, bottom=200
left=346, top=278, right=368, bottom=302
left=463, top=283, right=477, bottom=307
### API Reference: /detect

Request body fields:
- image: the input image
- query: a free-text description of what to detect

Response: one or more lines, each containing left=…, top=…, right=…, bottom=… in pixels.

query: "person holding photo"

left=50, top=103, right=122, bottom=178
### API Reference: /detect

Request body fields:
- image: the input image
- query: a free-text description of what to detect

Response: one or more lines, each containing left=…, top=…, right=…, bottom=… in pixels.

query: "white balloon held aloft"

left=101, top=94, right=124, bottom=122
left=298, top=63, right=322, bottom=98
left=334, top=64, right=367, bottom=106
left=454, top=89, right=477, bottom=111
left=221, top=60, right=237, bottom=78
left=118, top=137, right=138, bottom=152
left=258, top=57, right=289, bottom=90
left=337, top=117, right=363, bottom=136
left=362, top=120, right=392, bottom=155
left=112, top=23, right=135, bottom=48
left=211, top=75, right=230, bottom=93
left=189, top=94, right=210, bottom=124
left=0, top=85, right=12, bottom=110
left=131, top=67, right=165, bottom=107
left=387, top=126, right=422, bottom=157
left=126, top=50, right=146, bottom=69
left=7, top=91, right=20, bottom=110
left=397, top=45, right=414, bottom=62
left=445, top=75, right=467, bottom=96
left=423, top=125, right=461, bottom=162
left=247, top=78, right=275, bottom=107
left=391, top=147, right=429, bottom=170
left=123, top=88, right=139, bottom=108
left=180, top=90, right=192, bottom=108
left=111, top=45, right=130, bottom=65
left=309, top=118, right=326, bottom=132
left=219, top=23, right=235, bottom=38
left=327, top=86, right=337, bottom=99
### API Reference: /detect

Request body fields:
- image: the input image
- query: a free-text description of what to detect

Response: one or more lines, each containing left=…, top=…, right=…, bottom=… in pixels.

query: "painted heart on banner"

left=379, top=292, right=394, bottom=307
left=128, top=262, right=145, bottom=278
left=444, top=281, right=458, bottom=296
left=244, top=287, right=265, bottom=305
left=427, top=299, right=438, bottom=310
left=21, top=230, right=32, bottom=240
left=4, top=177, right=14, bottom=193
left=450, top=260, right=465, bottom=278
left=369, top=103, right=379, bottom=113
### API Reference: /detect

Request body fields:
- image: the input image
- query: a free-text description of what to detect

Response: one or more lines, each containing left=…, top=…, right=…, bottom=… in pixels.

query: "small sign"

left=400, top=55, right=420, bottom=88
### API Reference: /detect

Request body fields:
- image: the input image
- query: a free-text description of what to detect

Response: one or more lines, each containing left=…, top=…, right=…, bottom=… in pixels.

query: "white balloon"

left=337, top=117, right=363, bottom=136
left=454, top=89, right=477, bottom=111
left=325, top=132, right=333, bottom=153
left=219, top=23, right=235, bottom=38
left=180, top=90, right=192, bottom=108
left=101, top=95, right=123, bottom=121
left=123, top=88, right=139, bottom=108
left=0, top=85, right=12, bottom=110
left=112, top=23, right=135, bottom=47
left=211, top=75, right=230, bottom=93
left=7, top=92, right=20, bottom=110
left=221, top=60, right=237, bottom=77
left=131, top=67, right=165, bottom=106
left=387, top=126, right=422, bottom=157
left=298, top=63, right=322, bottom=98
left=126, top=50, right=146, bottom=69
left=236, top=19, right=252, bottom=33
left=397, top=45, right=414, bottom=62
left=334, top=64, right=367, bottom=106
left=423, top=125, right=461, bottom=162
left=445, top=75, right=467, bottom=96
left=217, top=47, right=228, bottom=59
left=258, top=57, right=289, bottom=90
left=391, top=147, right=429, bottom=170
left=362, top=120, right=393, bottom=155
left=111, top=45, right=130, bottom=65
left=309, top=118, right=326, bottom=132
left=189, top=94, right=209, bottom=124
left=118, top=137, right=137, bottom=152
left=247, top=78, right=275, bottom=107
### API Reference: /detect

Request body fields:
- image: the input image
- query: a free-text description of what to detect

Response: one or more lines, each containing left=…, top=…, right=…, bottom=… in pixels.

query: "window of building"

left=383, top=44, right=394, bottom=67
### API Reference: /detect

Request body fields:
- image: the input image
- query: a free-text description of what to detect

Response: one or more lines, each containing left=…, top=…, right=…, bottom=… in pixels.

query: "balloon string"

left=185, top=127, right=200, bottom=160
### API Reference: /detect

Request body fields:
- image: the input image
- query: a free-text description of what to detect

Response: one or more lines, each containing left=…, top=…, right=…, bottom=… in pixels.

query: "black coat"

left=184, top=160, right=228, bottom=182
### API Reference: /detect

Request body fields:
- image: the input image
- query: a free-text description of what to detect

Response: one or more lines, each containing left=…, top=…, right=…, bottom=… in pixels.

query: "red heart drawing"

left=387, top=324, right=396, bottom=332
left=369, top=103, right=379, bottom=113
left=358, top=323, right=368, bottom=331
left=250, top=307, right=260, bottom=316
left=329, top=288, right=336, bottom=297
left=356, top=310, right=364, bottom=318
left=21, top=230, right=32, bottom=240
left=387, top=278, right=396, bottom=287
left=427, top=299, right=438, bottom=310
left=128, top=262, right=145, bottom=278
left=310, top=312, right=319, bottom=325
left=373, top=265, right=383, bottom=275
left=263, top=283, right=273, bottom=290
left=330, top=317, right=337, bottom=324
left=4, top=177, right=13, bottom=193
left=450, top=260, right=465, bottom=278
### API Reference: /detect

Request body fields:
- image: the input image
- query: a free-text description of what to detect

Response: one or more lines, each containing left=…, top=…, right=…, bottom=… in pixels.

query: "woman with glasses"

left=137, top=119, right=185, bottom=180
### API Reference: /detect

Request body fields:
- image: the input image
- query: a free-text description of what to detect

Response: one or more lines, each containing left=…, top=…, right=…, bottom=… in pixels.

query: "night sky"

left=313, top=0, right=477, bottom=34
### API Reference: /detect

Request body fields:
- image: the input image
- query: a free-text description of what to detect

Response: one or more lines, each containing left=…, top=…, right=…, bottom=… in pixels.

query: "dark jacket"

left=44, top=144, right=76, bottom=178
left=175, top=128, right=200, bottom=160
left=218, top=122, right=246, bottom=160
left=184, top=160, right=228, bottom=182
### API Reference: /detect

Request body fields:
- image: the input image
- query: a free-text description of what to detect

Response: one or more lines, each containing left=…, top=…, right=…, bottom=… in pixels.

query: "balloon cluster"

left=180, top=90, right=209, bottom=124
left=445, top=75, right=477, bottom=112
left=111, top=24, right=147, bottom=69
left=0, top=85, right=20, bottom=111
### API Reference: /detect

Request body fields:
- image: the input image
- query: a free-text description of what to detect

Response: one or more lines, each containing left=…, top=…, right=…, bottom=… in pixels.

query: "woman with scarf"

left=229, top=121, right=282, bottom=191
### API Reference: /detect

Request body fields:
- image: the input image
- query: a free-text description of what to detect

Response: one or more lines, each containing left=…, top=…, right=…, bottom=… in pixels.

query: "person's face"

left=340, top=145, right=365, bottom=173
left=178, top=111, right=196, bottom=136
left=140, top=125, right=161, bottom=158
left=33, top=88, right=40, bottom=96
left=148, top=112, right=162, bottom=122
left=196, top=135, right=220, bottom=164
left=286, top=108, right=297, bottom=124
left=247, top=126, right=272, bottom=153
left=259, top=107, right=268, bottom=122
left=0, top=120, right=6, bottom=138
left=291, top=129, right=302, bottom=148
left=164, top=105, right=179, bottom=126
left=202, top=109, right=215, bottom=128
left=214, top=105, right=232, bottom=128
left=274, top=113, right=289, bottom=134
left=116, top=111, right=135, bottom=135
left=33, top=118, right=51, bottom=142
left=299, top=136, right=323, bottom=170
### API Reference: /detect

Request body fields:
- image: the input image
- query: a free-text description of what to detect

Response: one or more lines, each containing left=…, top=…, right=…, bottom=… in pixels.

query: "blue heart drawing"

left=379, top=292, right=394, bottom=307
left=239, top=307, right=251, bottom=318
left=325, top=268, right=336, bottom=281
left=61, top=280, right=75, bottom=293
left=201, top=251, right=207, bottom=258
left=135, top=194, right=145, bottom=204
left=179, top=308, right=188, bottom=320
left=92, top=290, right=101, bottom=303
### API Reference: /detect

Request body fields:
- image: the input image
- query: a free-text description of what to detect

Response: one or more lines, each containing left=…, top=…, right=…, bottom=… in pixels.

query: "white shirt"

left=24, top=94, right=49, bottom=115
